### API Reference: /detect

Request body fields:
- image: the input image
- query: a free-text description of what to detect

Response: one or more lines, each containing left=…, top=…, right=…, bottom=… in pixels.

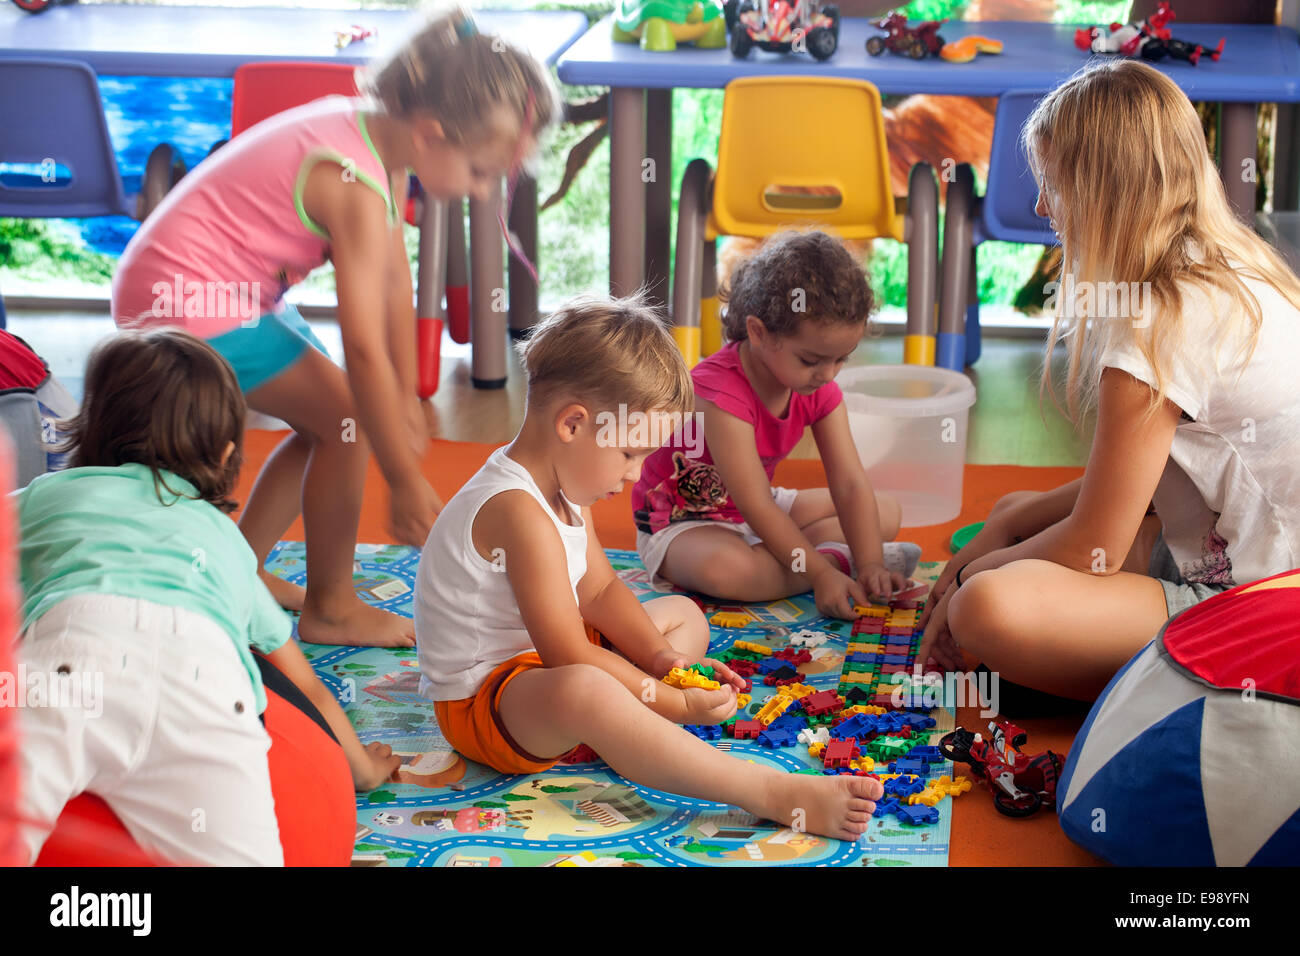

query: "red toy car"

left=866, top=10, right=946, bottom=60
left=729, top=0, right=841, bottom=62
left=939, top=718, right=1064, bottom=818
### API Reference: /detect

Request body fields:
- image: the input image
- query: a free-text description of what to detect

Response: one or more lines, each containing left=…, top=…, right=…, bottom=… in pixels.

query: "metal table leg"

left=610, top=86, right=647, bottom=298
left=414, top=196, right=448, bottom=399
left=507, top=172, right=538, bottom=339
left=645, top=88, right=672, bottom=312
left=1220, top=101, right=1258, bottom=222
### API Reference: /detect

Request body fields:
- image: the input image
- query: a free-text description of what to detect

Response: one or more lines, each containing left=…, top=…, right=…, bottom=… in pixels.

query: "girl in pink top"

left=632, top=230, right=919, bottom=619
left=111, top=10, right=561, bottom=647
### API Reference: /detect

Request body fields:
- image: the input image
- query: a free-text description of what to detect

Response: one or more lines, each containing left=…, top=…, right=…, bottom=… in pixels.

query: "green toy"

left=612, top=0, right=728, bottom=52
left=949, top=521, right=984, bottom=554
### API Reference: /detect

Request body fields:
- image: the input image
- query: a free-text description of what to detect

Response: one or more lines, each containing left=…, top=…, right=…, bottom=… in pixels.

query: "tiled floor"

left=6, top=307, right=1091, bottom=467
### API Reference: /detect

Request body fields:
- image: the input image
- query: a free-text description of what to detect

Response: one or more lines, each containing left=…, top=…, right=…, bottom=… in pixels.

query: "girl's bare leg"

left=245, top=349, right=414, bottom=648
left=949, top=558, right=1168, bottom=700
left=497, top=663, right=882, bottom=841
left=238, top=431, right=310, bottom=611
left=658, top=526, right=809, bottom=603
left=787, top=488, right=902, bottom=545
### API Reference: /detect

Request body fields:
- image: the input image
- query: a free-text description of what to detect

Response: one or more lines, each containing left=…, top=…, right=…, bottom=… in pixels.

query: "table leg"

left=469, top=183, right=507, bottom=389
left=507, top=172, right=538, bottom=339
left=645, top=88, right=672, bottom=312
left=1220, top=102, right=1258, bottom=222
left=610, top=86, right=647, bottom=298
left=415, top=196, right=448, bottom=399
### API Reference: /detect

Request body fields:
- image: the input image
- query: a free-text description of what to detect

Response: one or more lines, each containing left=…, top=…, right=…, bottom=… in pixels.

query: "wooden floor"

left=8, top=308, right=1092, bottom=468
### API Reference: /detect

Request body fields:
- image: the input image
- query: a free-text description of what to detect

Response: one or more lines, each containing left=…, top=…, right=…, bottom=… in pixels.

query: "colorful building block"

left=823, top=739, right=861, bottom=768
left=733, top=640, right=773, bottom=657
left=685, top=724, right=722, bottom=741
left=801, top=690, right=844, bottom=716
left=755, top=695, right=794, bottom=726
left=896, top=804, right=939, bottom=826
left=789, top=629, right=829, bottom=648
left=662, top=667, right=720, bottom=691
left=732, top=719, right=762, bottom=740
left=757, top=728, right=799, bottom=748
left=710, top=610, right=753, bottom=628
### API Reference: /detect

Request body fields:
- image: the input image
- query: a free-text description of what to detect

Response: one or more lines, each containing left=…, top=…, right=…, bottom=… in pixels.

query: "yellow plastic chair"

left=672, top=76, right=939, bottom=366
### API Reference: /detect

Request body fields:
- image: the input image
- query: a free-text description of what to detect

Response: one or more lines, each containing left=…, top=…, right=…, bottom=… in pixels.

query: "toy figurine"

left=730, top=0, right=840, bottom=61
left=939, top=35, right=1003, bottom=64
left=1075, top=2, right=1223, bottom=66
left=866, top=10, right=945, bottom=60
left=939, top=718, right=1064, bottom=818
left=334, top=24, right=378, bottom=49
left=612, top=0, right=728, bottom=53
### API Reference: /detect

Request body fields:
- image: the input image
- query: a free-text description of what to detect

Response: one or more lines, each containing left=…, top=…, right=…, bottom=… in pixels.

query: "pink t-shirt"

left=631, top=342, right=842, bottom=535
left=112, top=96, right=398, bottom=339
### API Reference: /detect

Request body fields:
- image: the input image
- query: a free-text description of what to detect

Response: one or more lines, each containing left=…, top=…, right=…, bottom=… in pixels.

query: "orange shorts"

left=433, top=624, right=609, bottom=775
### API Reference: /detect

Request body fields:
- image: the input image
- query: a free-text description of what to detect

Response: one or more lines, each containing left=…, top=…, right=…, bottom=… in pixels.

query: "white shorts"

left=636, top=485, right=800, bottom=591
left=15, top=594, right=283, bottom=866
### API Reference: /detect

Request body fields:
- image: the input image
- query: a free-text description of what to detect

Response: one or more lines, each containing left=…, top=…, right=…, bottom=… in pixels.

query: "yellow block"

left=672, top=324, right=701, bottom=369
left=903, top=334, right=936, bottom=366
left=662, top=667, right=720, bottom=691
left=733, top=640, right=773, bottom=657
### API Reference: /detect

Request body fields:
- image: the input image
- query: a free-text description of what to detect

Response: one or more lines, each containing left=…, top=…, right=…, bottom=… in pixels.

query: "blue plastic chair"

left=938, top=90, right=1058, bottom=370
left=0, top=58, right=133, bottom=328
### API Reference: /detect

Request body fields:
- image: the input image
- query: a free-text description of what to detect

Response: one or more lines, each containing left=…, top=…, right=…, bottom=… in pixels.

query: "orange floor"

left=235, top=430, right=1103, bottom=866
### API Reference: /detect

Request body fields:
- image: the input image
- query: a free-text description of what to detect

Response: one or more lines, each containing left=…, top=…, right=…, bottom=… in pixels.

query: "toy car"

left=728, top=0, right=840, bottom=62
left=335, top=24, right=378, bottom=49
left=939, top=718, right=1064, bottom=818
left=866, top=10, right=945, bottom=60
left=1074, top=2, right=1223, bottom=66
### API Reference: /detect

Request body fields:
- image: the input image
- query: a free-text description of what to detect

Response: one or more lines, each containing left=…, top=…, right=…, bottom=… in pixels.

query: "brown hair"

left=720, top=229, right=875, bottom=341
left=358, top=5, right=562, bottom=154
left=60, top=329, right=246, bottom=513
left=517, top=291, right=693, bottom=419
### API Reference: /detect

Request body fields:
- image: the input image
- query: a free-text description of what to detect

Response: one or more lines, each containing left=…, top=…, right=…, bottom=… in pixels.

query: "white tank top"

left=415, top=446, right=589, bottom=700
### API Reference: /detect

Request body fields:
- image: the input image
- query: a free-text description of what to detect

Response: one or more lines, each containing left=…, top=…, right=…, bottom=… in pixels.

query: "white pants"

left=16, top=594, right=283, bottom=866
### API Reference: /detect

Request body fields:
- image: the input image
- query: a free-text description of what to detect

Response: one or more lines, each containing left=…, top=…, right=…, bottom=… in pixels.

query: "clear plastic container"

left=835, top=365, right=977, bottom=527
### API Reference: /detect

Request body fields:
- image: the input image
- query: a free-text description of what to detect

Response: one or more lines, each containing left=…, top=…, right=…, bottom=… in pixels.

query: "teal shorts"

left=205, top=303, right=331, bottom=394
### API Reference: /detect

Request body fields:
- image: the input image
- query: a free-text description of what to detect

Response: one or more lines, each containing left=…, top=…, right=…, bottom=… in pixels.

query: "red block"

left=733, top=720, right=763, bottom=740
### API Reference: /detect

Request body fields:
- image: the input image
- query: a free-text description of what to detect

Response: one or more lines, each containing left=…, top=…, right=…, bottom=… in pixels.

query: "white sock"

left=816, top=541, right=922, bottom=582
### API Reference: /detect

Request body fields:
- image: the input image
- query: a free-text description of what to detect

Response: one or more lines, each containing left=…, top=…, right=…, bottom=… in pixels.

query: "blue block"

left=830, top=713, right=877, bottom=740
left=757, top=658, right=786, bottom=675
left=845, top=652, right=878, bottom=664
left=882, top=654, right=910, bottom=665
left=769, top=714, right=808, bottom=733
left=901, top=713, right=937, bottom=731
left=884, top=775, right=926, bottom=799
left=684, top=724, right=722, bottom=741
left=897, top=804, right=940, bottom=826
left=757, top=729, right=798, bottom=748
left=909, top=745, right=944, bottom=763
left=888, top=759, right=932, bottom=777
left=873, top=797, right=901, bottom=818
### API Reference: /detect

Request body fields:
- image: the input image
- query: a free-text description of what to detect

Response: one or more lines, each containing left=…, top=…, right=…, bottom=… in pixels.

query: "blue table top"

left=557, top=16, right=1300, bottom=102
left=0, top=4, right=588, bottom=76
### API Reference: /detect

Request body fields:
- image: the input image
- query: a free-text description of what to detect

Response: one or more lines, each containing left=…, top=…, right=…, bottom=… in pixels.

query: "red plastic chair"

left=230, top=62, right=360, bottom=137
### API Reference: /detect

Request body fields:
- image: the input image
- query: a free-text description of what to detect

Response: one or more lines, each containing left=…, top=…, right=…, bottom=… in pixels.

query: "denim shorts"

left=205, top=303, right=331, bottom=393
left=1148, top=532, right=1233, bottom=617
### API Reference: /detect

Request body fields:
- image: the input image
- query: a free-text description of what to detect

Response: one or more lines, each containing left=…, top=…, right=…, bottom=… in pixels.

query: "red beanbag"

left=34, top=686, right=355, bottom=867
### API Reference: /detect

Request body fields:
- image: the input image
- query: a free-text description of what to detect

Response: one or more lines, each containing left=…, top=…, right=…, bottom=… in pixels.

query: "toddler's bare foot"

left=756, top=772, right=883, bottom=842
left=298, top=596, right=415, bottom=648
left=260, top=569, right=307, bottom=612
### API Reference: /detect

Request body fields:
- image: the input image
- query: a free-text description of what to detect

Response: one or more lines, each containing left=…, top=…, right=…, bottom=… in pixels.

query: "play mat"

left=267, top=543, right=959, bottom=868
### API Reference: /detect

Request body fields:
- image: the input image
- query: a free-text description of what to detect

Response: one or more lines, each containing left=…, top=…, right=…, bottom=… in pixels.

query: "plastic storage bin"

left=835, top=365, right=976, bottom=526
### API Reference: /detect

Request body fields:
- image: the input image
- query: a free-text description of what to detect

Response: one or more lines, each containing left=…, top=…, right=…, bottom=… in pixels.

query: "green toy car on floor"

left=612, top=0, right=728, bottom=52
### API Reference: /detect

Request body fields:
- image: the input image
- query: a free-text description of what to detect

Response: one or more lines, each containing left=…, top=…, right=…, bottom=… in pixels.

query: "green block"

left=689, top=664, right=715, bottom=679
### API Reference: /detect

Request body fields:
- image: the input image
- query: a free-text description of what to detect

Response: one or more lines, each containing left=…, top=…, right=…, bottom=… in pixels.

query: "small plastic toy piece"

left=729, top=0, right=840, bottom=62
left=612, top=0, right=729, bottom=52
left=755, top=694, right=794, bottom=726
left=789, top=629, right=828, bottom=648
left=887, top=758, right=931, bottom=777
left=940, top=719, right=1064, bottom=818
left=823, top=739, right=860, bottom=769
left=733, top=640, right=773, bottom=657
left=764, top=665, right=802, bottom=686
left=334, top=24, right=377, bottom=49
left=757, top=727, right=799, bottom=748
left=896, top=804, right=939, bottom=826
left=908, top=745, right=944, bottom=763
left=710, top=609, right=753, bottom=628
left=800, top=690, right=844, bottom=716
left=559, top=743, right=601, bottom=764
left=872, top=796, right=902, bottom=818
left=685, top=723, right=723, bottom=741
left=662, top=667, right=721, bottom=691
left=736, top=693, right=751, bottom=709
left=865, top=10, right=945, bottom=59
left=733, top=719, right=763, bottom=740
left=774, top=647, right=812, bottom=666
left=798, top=726, right=831, bottom=747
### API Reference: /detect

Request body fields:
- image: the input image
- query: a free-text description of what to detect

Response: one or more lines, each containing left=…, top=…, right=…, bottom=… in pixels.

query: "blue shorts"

left=205, top=304, right=331, bottom=394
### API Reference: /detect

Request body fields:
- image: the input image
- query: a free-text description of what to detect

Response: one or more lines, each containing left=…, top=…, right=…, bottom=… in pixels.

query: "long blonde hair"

left=1024, top=59, right=1300, bottom=425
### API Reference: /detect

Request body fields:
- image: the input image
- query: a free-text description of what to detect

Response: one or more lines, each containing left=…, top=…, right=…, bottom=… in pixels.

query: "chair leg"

left=507, top=172, right=538, bottom=340
left=446, top=199, right=470, bottom=345
left=903, top=162, right=938, bottom=366
left=965, top=244, right=982, bottom=367
left=468, top=184, right=506, bottom=389
left=415, top=196, right=449, bottom=398
left=671, top=159, right=712, bottom=368
left=700, top=237, right=721, bottom=357
left=937, top=163, right=975, bottom=371
left=0, top=286, right=6, bottom=331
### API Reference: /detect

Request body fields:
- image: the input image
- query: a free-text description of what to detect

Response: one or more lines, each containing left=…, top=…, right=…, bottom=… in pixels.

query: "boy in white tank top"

left=414, top=293, right=882, bottom=841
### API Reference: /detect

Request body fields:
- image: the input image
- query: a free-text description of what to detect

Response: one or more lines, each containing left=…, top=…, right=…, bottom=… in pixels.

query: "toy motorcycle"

left=939, top=718, right=1063, bottom=818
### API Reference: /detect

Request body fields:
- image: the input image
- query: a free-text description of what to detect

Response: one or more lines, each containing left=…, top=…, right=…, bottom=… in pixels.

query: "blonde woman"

left=919, top=59, right=1300, bottom=704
